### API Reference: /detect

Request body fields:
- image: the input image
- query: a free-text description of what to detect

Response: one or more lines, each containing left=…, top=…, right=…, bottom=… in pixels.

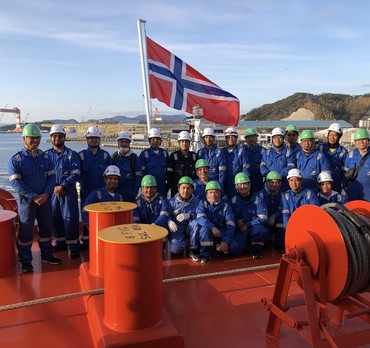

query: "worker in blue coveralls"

left=257, top=171, right=285, bottom=254
left=296, top=129, right=331, bottom=193
left=78, top=125, right=111, bottom=249
left=260, top=127, right=296, bottom=192
left=197, top=127, right=226, bottom=187
left=111, top=130, right=142, bottom=202
left=139, top=128, right=169, bottom=197
left=344, top=128, right=370, bottom=202
left=222, top=127, right=250, bottom=198
left=317, top=171, right=348, bottom=206
left=281, top=168, right=320, bottom=228
left=166, top=130, right=198, bottom=197
left=46, top=125, right=81, bottom=259
left=133, top=174, right=170, bottom=228
left=82, top=165, right=124, bottom=231
left=8, top=124, right=61, bottom=273
left=243, top=128, right=265, bottom=194
left=285, top=124, right=302, bottom=156
left=317, top=122, right=348, bottom=193
left=196, top=181, right=236, bottom=264
left=167, top=176, right=200, bottom=259
left=230, top=173, right=269, bottom=259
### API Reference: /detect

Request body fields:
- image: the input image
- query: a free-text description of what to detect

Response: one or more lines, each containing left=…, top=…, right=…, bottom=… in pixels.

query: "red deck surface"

left=1, top=244, right=370, bottom=347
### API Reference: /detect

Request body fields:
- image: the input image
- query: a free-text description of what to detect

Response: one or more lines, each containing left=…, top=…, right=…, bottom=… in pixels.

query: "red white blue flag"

left=146, top=37, right=240, bottom=126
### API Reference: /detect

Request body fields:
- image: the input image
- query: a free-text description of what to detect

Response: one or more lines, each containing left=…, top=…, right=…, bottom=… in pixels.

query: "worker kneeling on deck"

left=133, top=175, right=170, bottom=230
left=196, top=181, right=236, bottom=264
left=230, top=173, right=269, bottom=259
left=167, top=176, right=200, bottom=259
left=82, top=165, right=124, bottom=231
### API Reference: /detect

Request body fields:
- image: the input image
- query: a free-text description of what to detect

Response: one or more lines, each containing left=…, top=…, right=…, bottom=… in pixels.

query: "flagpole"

left=137, top=19, right=152, bottom=132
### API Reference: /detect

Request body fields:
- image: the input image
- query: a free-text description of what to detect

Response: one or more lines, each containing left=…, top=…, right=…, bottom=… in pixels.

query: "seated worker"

left=196, top=181, right=236, bottom=264
left=282, top=168, right=320, bottom=228
left=82, top=165, right=124, bottom=232
left=257, top=171, right=285, bottom=254
left=317, top=171, right=348, bottom=206
left=167, top=176, right=200, bottom=259
left=133, top=175, right=170, bottom=229
left=230, top=173, right=269, bottom=259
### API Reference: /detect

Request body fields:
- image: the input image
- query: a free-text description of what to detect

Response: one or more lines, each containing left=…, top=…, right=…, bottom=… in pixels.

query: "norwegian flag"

left=146, top=37, right=240, bottom=126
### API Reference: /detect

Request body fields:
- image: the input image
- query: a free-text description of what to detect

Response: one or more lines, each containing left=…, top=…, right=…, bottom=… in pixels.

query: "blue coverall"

left=243, top=144, right=265, bottom=194
left=8, top=148, right=56, bottom=263
left=317, top=191, right=348, bottom=206
left=197, top=145, right=226, bottom=187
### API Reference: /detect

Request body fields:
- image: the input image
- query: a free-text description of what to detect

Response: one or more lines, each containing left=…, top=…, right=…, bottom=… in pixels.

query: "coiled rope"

left=320, top=203, right=370, bottom=298
left=0, top=262, right=279, bottom=312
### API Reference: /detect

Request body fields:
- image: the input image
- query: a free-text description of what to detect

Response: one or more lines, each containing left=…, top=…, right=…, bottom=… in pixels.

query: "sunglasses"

left=286, top=133, right=297, bottom=137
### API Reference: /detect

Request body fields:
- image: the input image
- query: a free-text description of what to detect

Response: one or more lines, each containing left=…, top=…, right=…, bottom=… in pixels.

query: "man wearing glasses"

left=285, top=124, right=301, bottom=155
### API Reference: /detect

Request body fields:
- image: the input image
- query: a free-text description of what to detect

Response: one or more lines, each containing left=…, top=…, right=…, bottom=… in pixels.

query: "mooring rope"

left=321, top=203, right=370, bottom=298
left=0, top=262, right=279, bottom=312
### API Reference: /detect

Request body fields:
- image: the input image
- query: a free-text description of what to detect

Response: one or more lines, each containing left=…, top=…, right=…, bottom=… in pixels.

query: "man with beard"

left=139, top=128, right=169, bottom=197
left=281, top=168, right=320, bottom=228
left=167, top=131, right=198, bottom=197
left=222, top=127, right=250, bottom=198
left=243, top=128, right=265, bottom=194
left=257, top=171, right=285, bottom=254
left=197, top=127, right=226, bottom=187
left=167, top=176, right=200, bottom=259
left=111, top=131, right=142, bottom=202
left=196, top=181, right=236, bottom=264
left=230, top=173, right=269, bottom=259
left=296, top=129, right=331, bottom=193
left=46, top=125, right=81, bottom=259
left=82, top=165, right=124, bottom=231
left=260, top=127, right=295, bottom=191
left=317, top=171, right=347, bottom=205
left=8, top=124, right=61, bottom=273
left=78, top=126, right=111, bottom=249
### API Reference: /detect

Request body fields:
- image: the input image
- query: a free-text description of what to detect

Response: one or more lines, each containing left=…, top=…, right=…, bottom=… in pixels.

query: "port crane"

left=0, top=106, right=22, bottom=132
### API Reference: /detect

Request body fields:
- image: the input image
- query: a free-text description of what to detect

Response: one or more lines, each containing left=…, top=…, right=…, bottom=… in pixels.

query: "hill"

left=242, top=92, right=370, bottom=125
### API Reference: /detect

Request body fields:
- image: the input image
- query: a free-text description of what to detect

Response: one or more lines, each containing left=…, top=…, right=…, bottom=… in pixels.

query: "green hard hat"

left=141, top=175, right=157, bottom=187
left=354, top=129, right=370, bottom=141
left=300, top=129, right=315, bottom=140
left=285, top=124, right=299, bottom=133
left=245, top=128, right=258, bottom=137
left=234, top=172, right=250, bottom=185
left=205, top=181, right=221, bottom=191
left=178, top=176, right=194, bottom=187
left=195, top=159, right=210, bottom=169
left=22, top=124, right=41, bottom=137
left=266, top=171, right=282, bottom=181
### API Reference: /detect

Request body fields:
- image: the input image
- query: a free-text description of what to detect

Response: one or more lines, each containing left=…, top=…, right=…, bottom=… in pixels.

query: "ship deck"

left=1, top=244, right=370, bottom=348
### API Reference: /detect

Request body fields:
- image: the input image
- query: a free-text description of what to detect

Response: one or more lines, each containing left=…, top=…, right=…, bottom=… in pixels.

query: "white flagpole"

left=137, top=19, right=152, bottom=132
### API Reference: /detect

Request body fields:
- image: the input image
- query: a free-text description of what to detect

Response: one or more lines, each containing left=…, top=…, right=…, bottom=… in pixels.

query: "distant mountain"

left=242, top=92, right=370, bottom=125
left=42, top=119, right=80, bottom=124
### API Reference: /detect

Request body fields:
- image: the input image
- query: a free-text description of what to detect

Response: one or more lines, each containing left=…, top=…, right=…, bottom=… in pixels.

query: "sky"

left=1, top=0, right=370, bottom=123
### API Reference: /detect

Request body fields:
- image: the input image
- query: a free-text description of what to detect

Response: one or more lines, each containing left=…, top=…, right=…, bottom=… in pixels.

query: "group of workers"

left=7, top=121, right=370, bottom=271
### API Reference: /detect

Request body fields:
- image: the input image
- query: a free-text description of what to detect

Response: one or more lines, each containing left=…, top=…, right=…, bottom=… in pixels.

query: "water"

left=0, top=133, right=124, bottom=197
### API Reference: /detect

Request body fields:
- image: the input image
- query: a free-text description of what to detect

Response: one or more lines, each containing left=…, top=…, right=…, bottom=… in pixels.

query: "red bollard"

left=83, top=202, right=136, bottom=278
left=98, top=224, right=168, bottom=332
left=0, top=210, right=17, bottom=276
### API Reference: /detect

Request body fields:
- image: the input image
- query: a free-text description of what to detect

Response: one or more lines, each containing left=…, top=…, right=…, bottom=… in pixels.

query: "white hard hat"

left=202, top=127, right=215, bottom=137
left=148, top=128, right=162, bottom=139
left=272, top=127, right=285, bottom=137
left=104, top=165, right=121, bottom=177
left=86, top=126, right=101, bottom=138
left=327, top=122, right=342, bottom=135
left=287, top=168, right=303, bottom=179
left=224, top=127, right=238, bottom=138
left=117, top=131, right=131, bottom=141
left=50, top=124, right=66, bottom=136
left=178, top=130, right=191, bottom=141
left=317, top=171, right=333, bottom=184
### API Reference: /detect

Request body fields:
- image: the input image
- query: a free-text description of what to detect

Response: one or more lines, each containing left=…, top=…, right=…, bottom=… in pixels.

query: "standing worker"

left=111, top=131, right=142, bottom=202
left=139, top=128, right=169, bottom=197
left=167, top=130, right=198, bottom=197
left=8, top=124, right=61, bottom=273
left=46, top=125, right=81, bottom=259
left=78, top=125, right=111, bottom=249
